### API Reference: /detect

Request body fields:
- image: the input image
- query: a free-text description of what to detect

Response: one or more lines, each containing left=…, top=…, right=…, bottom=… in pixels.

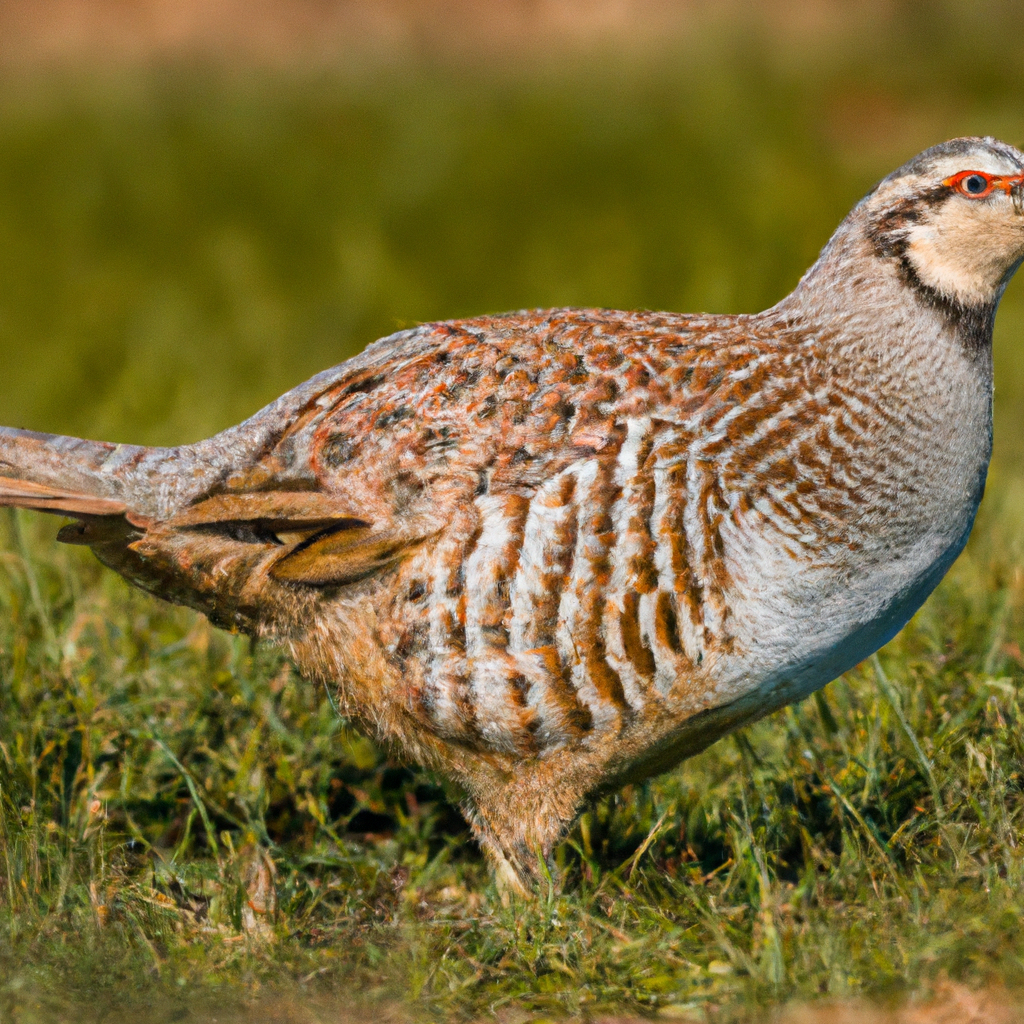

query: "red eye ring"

left=943, top=169, right=1024, bottom=198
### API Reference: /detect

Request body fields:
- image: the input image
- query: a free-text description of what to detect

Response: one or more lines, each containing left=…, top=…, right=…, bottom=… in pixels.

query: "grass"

left=3, top=10, right=1024, bottom=1020
left=5, top=484, right=1024, bottom=1021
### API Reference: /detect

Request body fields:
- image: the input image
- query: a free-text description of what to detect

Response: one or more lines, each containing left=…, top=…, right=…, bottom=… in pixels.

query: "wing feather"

left=169, top=491, right=367, bottom=530
left=270, top=526, right=412, bottom=586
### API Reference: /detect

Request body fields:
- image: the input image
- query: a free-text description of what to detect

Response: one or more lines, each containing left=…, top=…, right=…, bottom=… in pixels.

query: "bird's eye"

left=943, top=170, right=997, bottom=198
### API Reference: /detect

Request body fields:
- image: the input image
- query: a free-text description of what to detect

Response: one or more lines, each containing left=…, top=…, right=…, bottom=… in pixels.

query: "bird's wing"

left=164, top=308, right=754, bottom=589
left=167, top=489, right=424, bottom=587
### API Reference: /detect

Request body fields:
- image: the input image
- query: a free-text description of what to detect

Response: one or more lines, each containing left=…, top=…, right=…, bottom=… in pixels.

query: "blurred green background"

left=2, top=5, right=1024, bottom=1013
left=0, top=0, right=1022, bottom=477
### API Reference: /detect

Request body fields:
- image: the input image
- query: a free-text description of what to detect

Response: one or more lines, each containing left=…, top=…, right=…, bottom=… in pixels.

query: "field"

left=2, top=4, right=1024, bottom=1021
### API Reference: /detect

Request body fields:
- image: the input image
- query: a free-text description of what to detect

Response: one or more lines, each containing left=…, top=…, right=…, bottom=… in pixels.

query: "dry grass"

left=778, top=984, right=1024, bottom=1023
left=32, top=984, right=1018, bottom=1024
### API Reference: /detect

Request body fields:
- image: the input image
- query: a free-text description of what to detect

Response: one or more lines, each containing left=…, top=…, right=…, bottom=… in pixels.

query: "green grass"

left=4, top=9, right=1024, bottom=1020
left=6, top=491, right=1024, bottom=1021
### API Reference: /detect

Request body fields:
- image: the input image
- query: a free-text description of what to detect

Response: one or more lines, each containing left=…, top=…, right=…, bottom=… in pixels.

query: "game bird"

left=2, top=137, right=1023, bottom=889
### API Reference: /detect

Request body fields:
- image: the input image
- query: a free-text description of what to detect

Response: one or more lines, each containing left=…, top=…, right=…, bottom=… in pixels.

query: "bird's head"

left=860, top=137, right=1024, bottom=330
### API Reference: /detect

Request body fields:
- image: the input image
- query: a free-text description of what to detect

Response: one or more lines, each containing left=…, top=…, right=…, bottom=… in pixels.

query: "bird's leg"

left=467, top=812, right=568, bottom=897
left=462, top=760, right=592, bottom=896
left=467, top=814, right=536, bottom=897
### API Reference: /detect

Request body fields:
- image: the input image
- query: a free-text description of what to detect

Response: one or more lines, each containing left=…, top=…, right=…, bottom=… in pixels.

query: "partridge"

left=2, top=137, right=1023, bottom=889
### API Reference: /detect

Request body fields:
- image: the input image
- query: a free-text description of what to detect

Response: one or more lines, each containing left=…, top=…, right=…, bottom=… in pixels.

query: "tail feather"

left=0, top=476, right=127, bottom=517
left=0, top=426, right=161, bottom=519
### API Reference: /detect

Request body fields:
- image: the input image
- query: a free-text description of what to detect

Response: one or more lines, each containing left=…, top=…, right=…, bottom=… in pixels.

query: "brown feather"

left=0, top=477, right=127, bottom=517
left=270, top=526, right=413, bottom=586
left=170, top=491, right=367, bottom=530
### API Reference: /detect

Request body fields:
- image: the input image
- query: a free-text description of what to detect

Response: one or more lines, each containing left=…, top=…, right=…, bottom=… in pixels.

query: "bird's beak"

left=1003, top=171, right=1024, bottom=215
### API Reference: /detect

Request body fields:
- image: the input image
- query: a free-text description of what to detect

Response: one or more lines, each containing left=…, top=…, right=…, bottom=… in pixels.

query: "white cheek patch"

left=906, top=224, right=991, bottom=305
left=904, top=200, right=1024, bottom=306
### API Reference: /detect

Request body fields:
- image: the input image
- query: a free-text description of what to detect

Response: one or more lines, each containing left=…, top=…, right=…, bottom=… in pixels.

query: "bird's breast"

left=712, top=341, right=992, bottom=710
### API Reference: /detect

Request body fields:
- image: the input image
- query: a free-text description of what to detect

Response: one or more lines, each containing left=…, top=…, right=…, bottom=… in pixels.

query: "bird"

left=1, top=136, right=1023, bottom=890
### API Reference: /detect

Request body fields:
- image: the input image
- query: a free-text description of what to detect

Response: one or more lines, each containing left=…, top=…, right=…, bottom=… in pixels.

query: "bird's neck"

left=775, top=211, right=996, bottom=386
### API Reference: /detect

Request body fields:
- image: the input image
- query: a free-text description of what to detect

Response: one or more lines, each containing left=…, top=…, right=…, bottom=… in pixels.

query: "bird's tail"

left=0, top=427, right=146, bottom=521
left=0, top=357, right=371, bottom=527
